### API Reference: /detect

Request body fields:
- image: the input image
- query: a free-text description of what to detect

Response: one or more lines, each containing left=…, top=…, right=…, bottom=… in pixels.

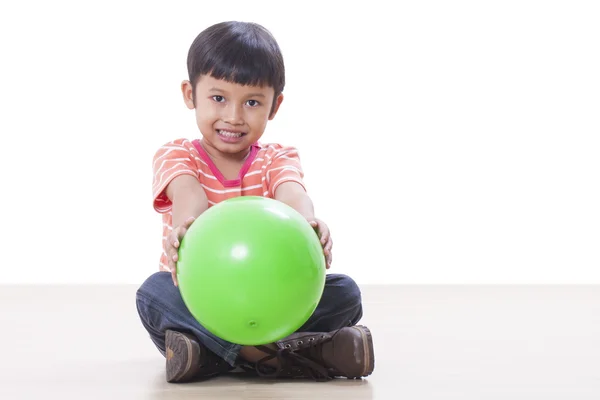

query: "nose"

left=222, top=103, right=244, bottom=125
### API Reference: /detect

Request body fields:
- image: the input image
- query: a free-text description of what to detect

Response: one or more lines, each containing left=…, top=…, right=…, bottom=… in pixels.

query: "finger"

left=167, top=242, right=180, bottom=286
left=171, top=269, right=178, bottom=286
left=177, top=225, right=191, bottom=242
left=167, top=257, right=174, bottom=274
left=318, top=223, right=330, bottom=244
left=170, top=231, right=181, bottom=248
left=166, top=247, right=178, bottom=272
left=168, top=227, right=180, bottom=246
left=172, top=217, right=196, bottom=245
left=324, top=238, right=333, bottom=255
left=183, top=216, right=196, bottom=228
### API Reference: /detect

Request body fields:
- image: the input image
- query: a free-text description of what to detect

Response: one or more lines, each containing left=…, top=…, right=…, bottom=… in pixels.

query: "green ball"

left=177, top=196, right=326, bottom=346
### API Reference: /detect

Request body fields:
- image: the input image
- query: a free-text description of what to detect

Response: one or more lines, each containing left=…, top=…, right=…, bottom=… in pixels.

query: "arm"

left=163, top=175, right=208, bottom=285
left=275, top=181, right=332, bottom=269
left=274, top=181, right=314, bottom=220
left=166, top=174, right=209, bottom=228
left=267, top=146, right=331, bottom=268
left=152, top=139, right=208, bottom=284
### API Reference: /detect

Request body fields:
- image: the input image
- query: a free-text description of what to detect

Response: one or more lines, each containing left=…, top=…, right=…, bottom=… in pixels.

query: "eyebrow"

left=209, top=87, right=266, bottom=98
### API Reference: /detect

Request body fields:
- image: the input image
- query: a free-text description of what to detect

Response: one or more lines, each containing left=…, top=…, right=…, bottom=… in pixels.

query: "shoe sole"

left=165, top=330, right=200, bottom=382
left=351, top=325, right=374, bottom=377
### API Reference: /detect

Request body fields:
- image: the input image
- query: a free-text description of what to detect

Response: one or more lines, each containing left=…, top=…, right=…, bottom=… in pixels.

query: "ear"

left=268, top=93, right=284, bottom=120
left=181, top=80, right=195, bottom=109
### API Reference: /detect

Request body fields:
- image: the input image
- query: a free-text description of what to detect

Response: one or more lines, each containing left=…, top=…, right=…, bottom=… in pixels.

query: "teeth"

left=219, top=130, right=243, bottom=138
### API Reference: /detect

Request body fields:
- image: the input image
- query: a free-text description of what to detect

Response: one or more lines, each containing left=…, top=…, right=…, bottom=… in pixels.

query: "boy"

left=135, top=21, right=375, bottom=383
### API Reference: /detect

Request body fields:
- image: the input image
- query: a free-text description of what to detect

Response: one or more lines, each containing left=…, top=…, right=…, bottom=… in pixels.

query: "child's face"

left=182, top=74, right=283, bottom=157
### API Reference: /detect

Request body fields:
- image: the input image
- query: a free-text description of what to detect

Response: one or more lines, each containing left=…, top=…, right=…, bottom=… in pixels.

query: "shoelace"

left=252, top=329, right=345, bottom=381
left=254, top=346, right=331, bottom=381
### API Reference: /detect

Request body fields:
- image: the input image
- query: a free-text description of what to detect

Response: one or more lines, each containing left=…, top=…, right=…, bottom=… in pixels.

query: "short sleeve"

left=152, top=139, right=199, bottom=213
left=265, top=146, right=306, bottom=198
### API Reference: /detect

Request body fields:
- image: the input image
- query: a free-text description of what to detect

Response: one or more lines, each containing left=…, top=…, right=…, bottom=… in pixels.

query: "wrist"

left=172, top=191, right=208, bottom=227
left=290, top=194, right=314, bottom=220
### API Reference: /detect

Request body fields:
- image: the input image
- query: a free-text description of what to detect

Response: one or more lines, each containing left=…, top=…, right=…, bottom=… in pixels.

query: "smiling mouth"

left=217, top=129, right=246, bottom=138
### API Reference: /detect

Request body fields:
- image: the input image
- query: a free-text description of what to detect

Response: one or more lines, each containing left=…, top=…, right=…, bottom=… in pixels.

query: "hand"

left=309, top=218, right=332, bottom=269
left=166, top=216, right=196, bottom=286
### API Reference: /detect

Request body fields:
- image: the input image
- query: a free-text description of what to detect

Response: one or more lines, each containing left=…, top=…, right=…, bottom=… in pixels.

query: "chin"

left=214, top=140, right=251, bottom=154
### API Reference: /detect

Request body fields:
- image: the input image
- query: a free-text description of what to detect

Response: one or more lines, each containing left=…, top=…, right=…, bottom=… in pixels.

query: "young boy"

left=135, top=21, right=375, bottom=383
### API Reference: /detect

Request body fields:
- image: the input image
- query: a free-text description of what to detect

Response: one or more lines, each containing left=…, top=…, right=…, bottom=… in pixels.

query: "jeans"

left=136, top=271, right=363, bottom=366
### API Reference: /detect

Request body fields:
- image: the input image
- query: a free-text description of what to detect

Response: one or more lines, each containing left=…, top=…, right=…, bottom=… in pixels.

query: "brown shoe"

left=254, top=325, right=375, bottom=380
left=165, top=330, right=232, bottom=382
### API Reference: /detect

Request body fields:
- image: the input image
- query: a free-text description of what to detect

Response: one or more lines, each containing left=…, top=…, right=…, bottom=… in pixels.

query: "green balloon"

left=177, top=196, right=326, bottom=346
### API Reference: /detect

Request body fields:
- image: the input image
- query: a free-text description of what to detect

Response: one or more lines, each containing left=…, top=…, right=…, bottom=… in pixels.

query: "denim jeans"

left=136, top=271, right=363, bottom=366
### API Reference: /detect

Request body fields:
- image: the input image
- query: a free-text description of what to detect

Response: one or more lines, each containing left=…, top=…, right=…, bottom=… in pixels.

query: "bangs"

left=187, top=22, right=285, bottom=94
left=202, top=46, right=281, bottom=90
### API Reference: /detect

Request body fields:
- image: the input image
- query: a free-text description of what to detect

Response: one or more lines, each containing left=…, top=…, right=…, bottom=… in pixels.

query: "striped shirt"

left=152, top=138, right=305, bottom=272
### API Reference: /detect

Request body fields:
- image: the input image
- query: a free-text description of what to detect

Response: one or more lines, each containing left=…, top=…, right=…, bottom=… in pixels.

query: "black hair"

left=187, top=21, right=285, bottom=112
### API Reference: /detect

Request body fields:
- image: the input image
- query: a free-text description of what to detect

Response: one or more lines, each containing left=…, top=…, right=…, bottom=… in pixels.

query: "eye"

left=246, top=99, right=260, bottom=107
left=212, top=95, right=225, bottom=102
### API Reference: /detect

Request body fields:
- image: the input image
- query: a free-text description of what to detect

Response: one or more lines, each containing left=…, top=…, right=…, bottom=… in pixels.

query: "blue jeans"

left=136, top=271, right=363, bottom=366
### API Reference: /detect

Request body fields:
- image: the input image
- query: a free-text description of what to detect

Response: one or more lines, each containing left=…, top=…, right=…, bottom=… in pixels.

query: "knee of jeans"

left=135, top=271, right=174, bottom=313
left=336, top=274, right=362, bottom=309
left=135, top=272, right=174, bottom=329
left=136, top=271, right=171, bottom=299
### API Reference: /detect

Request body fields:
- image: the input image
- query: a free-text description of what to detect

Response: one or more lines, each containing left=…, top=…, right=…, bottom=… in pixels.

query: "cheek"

left=247, top=110, right=270, bottom=130
left=195, top=106, right=218, bottom=125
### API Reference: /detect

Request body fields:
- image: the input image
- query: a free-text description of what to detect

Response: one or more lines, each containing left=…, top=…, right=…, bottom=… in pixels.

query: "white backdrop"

left=0, top=0, right=598, bottom=284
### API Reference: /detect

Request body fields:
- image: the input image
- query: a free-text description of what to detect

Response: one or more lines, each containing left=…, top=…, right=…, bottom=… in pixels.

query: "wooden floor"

left=0, top=284, right=599, bottom=399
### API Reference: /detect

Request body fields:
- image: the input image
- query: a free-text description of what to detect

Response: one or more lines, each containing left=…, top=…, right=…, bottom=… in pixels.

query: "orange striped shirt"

left=152, top=138, right=305, bottom=272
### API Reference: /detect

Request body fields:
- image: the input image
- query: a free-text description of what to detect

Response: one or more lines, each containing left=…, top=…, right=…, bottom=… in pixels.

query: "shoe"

left=254, top=325, right=375, bottom=380
left=165, top=330, right=232, bottom=382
